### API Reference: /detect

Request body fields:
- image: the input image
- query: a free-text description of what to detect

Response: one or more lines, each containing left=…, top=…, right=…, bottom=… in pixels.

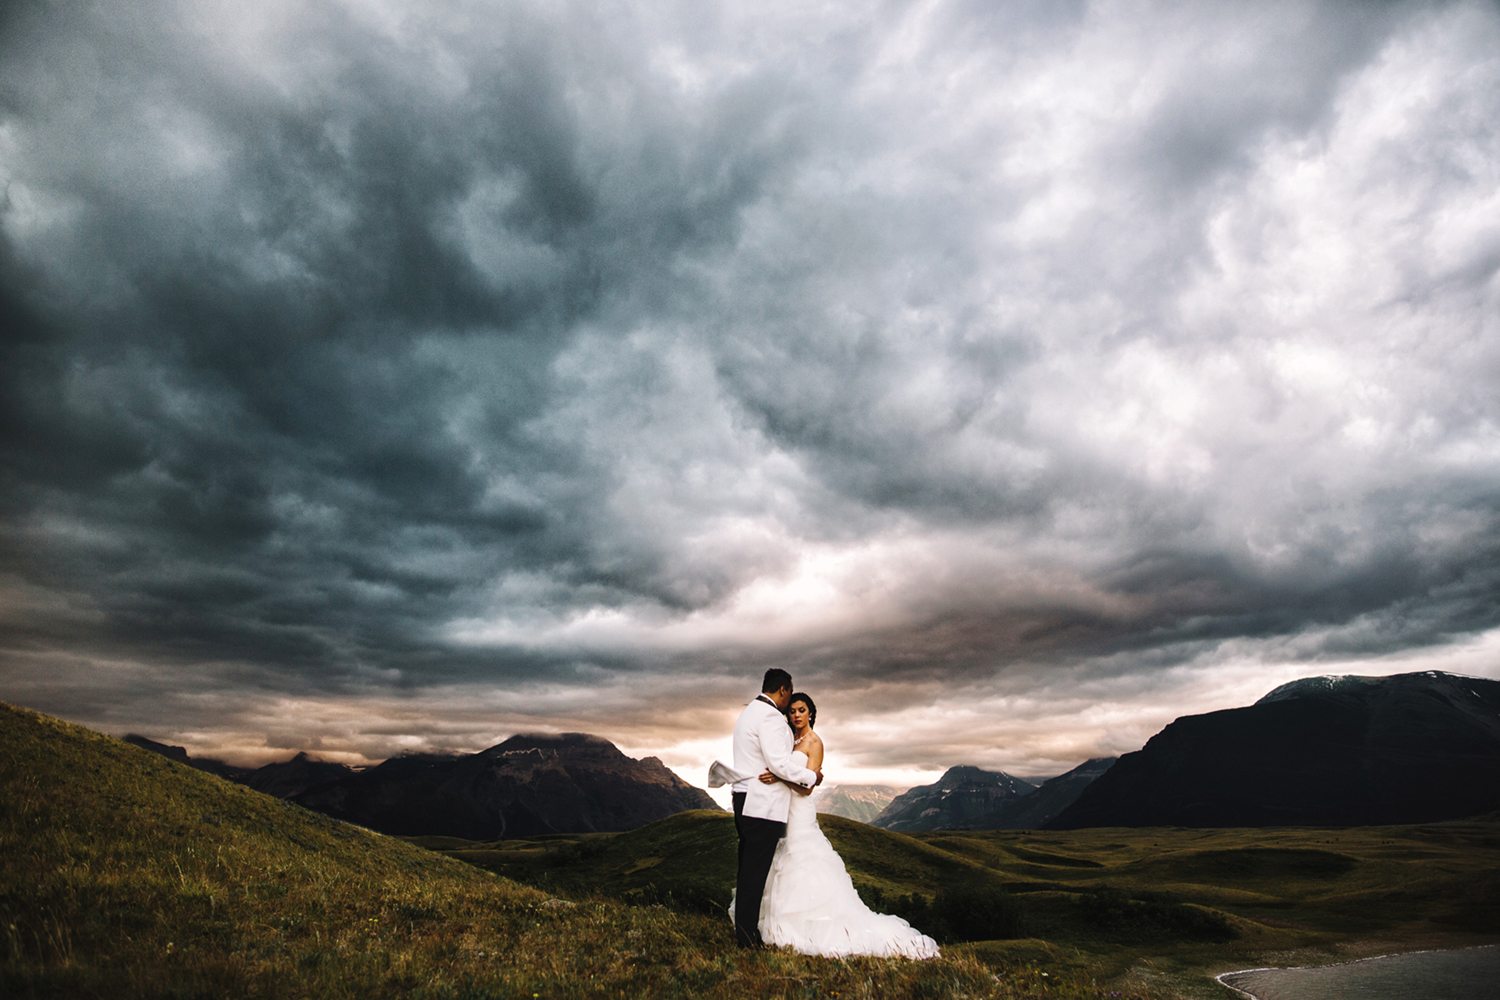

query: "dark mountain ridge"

left=122, top=731, right=718, bottom=837
left=1049, top=670, right=1500, bottom=829
left=124, top=735, right=357, bottom=799
left=246, top=752, right=360, bottom=799
left=293, top=732, right=719, bottom=838
left=870, top=765, right=1035, bottom=831
left=970, top=757, right=1117, bottom=829
left=123, top=734, right=254, bottom=782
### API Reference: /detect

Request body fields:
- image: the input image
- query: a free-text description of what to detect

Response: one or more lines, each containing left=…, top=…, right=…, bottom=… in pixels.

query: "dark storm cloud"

left=1, top=0, right=805, bottom=683
left=2, top=0, right=1499, bottom=767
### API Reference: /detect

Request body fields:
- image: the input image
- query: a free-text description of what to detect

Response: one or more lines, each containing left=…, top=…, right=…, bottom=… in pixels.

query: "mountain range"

left=1049, top=670, right=1500, bottom=828
left=867, top=759, right=1116, bottom=832
left=122, top=669, right=1500, bottom=835
left=815, top=784, right=900, bottom=823
left=124, top=731, right=718, bottom=838
left=294, top=733, right=719, bottom=838
left=124, top=735, right=360, bottom=799
left=869, top=765, right=1039, bottom=831
left=972, top=757, right=1117, bottom=829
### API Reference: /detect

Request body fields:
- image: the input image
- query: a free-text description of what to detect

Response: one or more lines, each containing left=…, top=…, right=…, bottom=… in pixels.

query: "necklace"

left=794, top=730, right=812, bottom=746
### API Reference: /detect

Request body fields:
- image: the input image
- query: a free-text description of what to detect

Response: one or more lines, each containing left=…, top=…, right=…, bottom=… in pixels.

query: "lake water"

left=1218, top=945, right=1500, bottom=999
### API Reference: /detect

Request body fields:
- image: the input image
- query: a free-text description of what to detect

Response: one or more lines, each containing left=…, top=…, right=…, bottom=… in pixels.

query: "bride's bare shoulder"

left=804, top=730, right=826, bottom=770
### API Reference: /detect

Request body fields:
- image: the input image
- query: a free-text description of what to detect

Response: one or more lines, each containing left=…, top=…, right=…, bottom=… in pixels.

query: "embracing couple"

left=721, top=668, right=939, bottom=959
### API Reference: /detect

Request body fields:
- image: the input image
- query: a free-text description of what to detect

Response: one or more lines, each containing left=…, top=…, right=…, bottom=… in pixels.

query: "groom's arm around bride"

left=730, top=668, right=818, bottom=948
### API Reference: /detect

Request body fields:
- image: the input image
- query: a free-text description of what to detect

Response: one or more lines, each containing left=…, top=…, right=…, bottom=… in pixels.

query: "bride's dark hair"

left=787, top=692, right=816, bottom=728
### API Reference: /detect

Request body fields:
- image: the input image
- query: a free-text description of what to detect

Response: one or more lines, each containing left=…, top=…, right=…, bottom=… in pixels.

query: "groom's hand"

left=814, top=770, right=824, bottom=786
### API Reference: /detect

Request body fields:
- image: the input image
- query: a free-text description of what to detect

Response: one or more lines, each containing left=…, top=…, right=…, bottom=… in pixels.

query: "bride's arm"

left=803, top=733, right=824, bottom=773
left=761, top=733, right=825, bottom=795
left=780, top=734, right=825, bottom=796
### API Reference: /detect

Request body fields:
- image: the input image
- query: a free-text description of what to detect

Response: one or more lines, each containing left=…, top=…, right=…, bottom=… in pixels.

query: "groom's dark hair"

left=762, top=668, right=792, bottom=693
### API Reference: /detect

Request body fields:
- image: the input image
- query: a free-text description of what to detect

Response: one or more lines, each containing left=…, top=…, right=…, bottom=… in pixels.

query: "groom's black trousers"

left=732, top=792, right=786, bottom=949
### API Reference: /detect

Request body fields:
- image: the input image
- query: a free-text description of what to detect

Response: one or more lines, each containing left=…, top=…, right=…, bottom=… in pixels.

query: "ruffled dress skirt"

left=730, top=778, right=939, bottom=959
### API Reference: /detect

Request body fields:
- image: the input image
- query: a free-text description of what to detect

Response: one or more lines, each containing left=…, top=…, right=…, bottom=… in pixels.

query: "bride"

left=730, top=693, right=940, bottom=959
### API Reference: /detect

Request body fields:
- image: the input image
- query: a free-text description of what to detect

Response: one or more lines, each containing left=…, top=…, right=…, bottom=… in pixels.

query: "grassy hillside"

left=426, top=798, right=1500, bottom=997
left=0, top=701, right=1035, bottom=999
left=411, top=809, right=1016, bottom=917
left=8, top=698, right=1497, bottom=1000
left=906, top=825, right=1500, bottom=938
left=510, top=807, right=1500, bottom=944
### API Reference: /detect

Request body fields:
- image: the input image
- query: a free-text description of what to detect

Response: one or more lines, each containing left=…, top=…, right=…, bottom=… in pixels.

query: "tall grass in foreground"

left=1, top=702, right=1134, bottom=999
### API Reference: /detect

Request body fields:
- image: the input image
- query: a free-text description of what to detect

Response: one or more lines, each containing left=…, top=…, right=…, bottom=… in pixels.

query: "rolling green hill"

left=7, top=697, right=1499, bottom=1000
left=413, top=808, right=1022, bottom=919
left=0, top=701, right=1014, bottom=999
left=424, top=793, right=1500, bottom=995
left=432, top=807, right=1500, bottom=942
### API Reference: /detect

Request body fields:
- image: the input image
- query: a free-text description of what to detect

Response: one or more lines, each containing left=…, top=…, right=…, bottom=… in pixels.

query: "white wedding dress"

left=730, top=751, right=940, bottom=959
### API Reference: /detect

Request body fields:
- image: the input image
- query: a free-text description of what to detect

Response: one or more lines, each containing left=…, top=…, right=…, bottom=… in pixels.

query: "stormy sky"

left=3, top=0, right=1499, bottom=793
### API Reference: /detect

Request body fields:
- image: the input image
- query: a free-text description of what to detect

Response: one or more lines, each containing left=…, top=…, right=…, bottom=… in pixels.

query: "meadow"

left=417, top=793, right=1500, bottom=995
left=3, top=699, right=1498, bottom=1000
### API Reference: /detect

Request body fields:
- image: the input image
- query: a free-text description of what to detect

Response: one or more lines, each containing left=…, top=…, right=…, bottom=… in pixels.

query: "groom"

left=731, top=667, right=821, bottom=948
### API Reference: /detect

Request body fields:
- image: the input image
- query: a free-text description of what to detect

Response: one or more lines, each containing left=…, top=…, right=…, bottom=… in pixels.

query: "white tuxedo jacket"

left=732, top=695, right=817, bottom=822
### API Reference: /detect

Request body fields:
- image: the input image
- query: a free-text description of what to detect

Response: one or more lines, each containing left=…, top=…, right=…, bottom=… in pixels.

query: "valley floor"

left=421, top=813, right=1500, bottom=999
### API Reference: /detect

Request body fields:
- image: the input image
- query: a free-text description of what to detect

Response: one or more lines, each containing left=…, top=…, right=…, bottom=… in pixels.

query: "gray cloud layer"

left=3, top=0, right=1499, bottom=771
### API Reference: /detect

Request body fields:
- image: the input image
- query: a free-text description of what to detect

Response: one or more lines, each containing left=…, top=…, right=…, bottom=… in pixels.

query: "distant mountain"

left=293, top=733, right=721, bottom=839
left=240, top=752, right=357, bottom=799
left=123, top=734, right=253, bottom=782
left=120, top=730, right=718, bottom=837
left=815, top=784, right=901, bottom=824
left=970, top=757, right=1117, bottom=829
left=870, top=765, right=1035, bottom=831
left=1049, top=671, right=1500, bottom=829
left=124, top=735, right=350, bottom=797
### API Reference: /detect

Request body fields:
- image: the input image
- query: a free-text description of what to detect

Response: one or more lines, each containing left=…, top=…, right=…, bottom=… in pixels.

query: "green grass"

left=425, top=791, right=1500, bottom=997
left=0, top=701, right=1099, bottom=999
left=7, top=698, right=1498, bottom=999
left=420, top=809, right=1025, bottom=919
left=910, top=825, right=1500, bottom=988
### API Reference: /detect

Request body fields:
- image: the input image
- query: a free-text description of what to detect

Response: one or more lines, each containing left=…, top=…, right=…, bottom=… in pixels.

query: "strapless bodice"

left=786, top=750, right=820, bottom=828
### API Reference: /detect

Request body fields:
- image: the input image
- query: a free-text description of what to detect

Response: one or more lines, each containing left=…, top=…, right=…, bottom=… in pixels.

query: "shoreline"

left=1215, top=943, right=1500, bottom=1000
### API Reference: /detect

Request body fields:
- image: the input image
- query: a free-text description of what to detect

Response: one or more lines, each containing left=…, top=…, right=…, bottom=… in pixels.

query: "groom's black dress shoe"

left=732, top=929, right=768, bottom=953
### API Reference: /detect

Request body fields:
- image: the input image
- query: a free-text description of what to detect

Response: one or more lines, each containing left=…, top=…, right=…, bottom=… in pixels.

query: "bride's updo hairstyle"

left=787, top=692, right=817, bottom=728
